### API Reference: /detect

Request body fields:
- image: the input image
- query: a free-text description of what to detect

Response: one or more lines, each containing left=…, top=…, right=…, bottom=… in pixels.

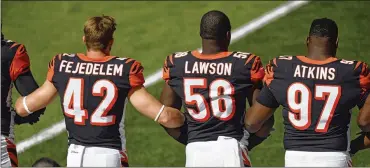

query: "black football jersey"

left=163, top=50, right=264, bottom=143
left=47, top=53, right=145, bottom=150
left=1, top=38, right=30, bottom=136
left=257, top=55, right=370, bottom=152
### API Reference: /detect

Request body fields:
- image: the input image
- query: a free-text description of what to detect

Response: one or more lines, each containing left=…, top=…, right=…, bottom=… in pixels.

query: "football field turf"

left=2, top=1, right=370, bottom=166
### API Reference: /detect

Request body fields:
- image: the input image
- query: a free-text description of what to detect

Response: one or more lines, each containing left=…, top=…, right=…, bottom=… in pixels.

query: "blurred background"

left=2, top=1, right=370, bottom=166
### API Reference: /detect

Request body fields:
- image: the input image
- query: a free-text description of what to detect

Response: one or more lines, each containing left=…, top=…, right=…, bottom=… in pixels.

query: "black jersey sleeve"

left=256, top=85, right=279, bottom=108
left=46, top=54, right=61, bottom=84
left=9, top=44, right=31, bottom=81
left=242, top=54, right=265, bottom=89
left=162, top=54, right=174, bottom=84
left=123, top=58, right=145, bottom=88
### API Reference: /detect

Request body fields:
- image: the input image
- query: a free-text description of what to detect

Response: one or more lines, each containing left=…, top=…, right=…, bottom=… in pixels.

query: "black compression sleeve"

left=247, top=133, right=268, bottom=151
left=14, top=71, right=39, bottom=96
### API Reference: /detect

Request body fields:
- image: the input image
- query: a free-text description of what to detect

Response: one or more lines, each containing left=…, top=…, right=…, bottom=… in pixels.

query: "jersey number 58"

left=184, top=78, right=235, bottom=122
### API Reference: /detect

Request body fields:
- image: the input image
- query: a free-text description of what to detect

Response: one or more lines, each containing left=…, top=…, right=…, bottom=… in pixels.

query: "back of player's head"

left=309, top=18, right=338, bottom=40
left=200, top=10, right=231, bottom=40
left=83, top=15, right=116, bottom=51
left=32, top=157, right=60, bottom=167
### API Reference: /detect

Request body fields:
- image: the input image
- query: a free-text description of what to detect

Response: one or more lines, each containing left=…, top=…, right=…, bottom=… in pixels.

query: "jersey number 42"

left=184, top=78, right=235, bottom=122
left=63, top=78, right=118, bottom=126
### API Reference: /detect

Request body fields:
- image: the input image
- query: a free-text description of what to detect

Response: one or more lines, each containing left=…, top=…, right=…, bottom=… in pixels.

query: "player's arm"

left=15, top=80, right=57, bottom=117
left=349, top=62, right=370, bottom=156
left=159, top=82, right=188, bottom=145
left=245, top=56, right=275, bottom=150
left=245, top=97, right=276, bottom=133
left=126, top=59, right=185, bottom=128
left=129, top=86, right=185, bottom=128
left=9, top=44, right=46, bottom=124
left=357, top=62, right=370, bottom=132
left=245, top=60, right=279, bottom=133
left=358, top=93, right=370, bottom=132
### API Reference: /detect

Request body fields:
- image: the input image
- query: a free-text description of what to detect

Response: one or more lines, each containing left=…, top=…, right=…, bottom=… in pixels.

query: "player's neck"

left=201, top=39, right=228, bottom=55
left=86, top=49, right=110, bottom=58
left=307, top=47, right=336, bottom=61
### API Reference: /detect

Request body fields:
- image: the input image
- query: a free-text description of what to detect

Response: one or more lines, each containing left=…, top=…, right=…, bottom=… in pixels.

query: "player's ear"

left=82, top=36, right=86, bottom=43
left=108, top=39, right=114, bottom=49
left=109, top=38, right=114, bottom=46
left=226, top=31, right=231, bottom=41
left=335, top=38, right=339, bottom=48
left=306, top=37, right=310, bottom=46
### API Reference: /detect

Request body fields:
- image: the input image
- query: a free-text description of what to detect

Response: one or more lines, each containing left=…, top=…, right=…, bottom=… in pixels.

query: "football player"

left=1, top=32, right=46, bottom=167
left=245, top=18, right=370, bottom=167
left=160, top=10, right=273, bottom=167
left=14, top=15, right=185, bottom=167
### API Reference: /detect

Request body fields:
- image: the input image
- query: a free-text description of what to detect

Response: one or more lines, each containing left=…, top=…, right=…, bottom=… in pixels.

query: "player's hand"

left=161, top=106, right=185, bottom=128
left=14, top=108, right=45, bottom=125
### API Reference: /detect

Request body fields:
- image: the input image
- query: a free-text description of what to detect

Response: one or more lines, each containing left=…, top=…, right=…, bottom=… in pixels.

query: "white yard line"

left=16, top=0, right=310, bottom=153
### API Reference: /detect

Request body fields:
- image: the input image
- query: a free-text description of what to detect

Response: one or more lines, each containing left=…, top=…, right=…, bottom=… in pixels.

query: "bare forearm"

left=130, top=86, right=185, bottom=128
left=255, top=115, right=274, bottom=137
left=15, top=80, right=57, bottom=117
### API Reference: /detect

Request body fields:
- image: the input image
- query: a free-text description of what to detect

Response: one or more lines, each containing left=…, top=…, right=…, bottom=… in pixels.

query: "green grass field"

left=2, top=1, right=370, bottom=166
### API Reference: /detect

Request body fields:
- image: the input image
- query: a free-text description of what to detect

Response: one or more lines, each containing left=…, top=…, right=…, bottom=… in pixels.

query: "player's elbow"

left=256, top=116, right=275, bottom=137
left=158, top=107, right=185, bottom=128
left=15, top=97, right=29, bottom=117
left=244, top=120, right=261, bottom=134
left=358, top=117, right=370, bottom=132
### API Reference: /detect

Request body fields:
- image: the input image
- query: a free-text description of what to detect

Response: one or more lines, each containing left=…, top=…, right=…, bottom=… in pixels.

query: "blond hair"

left=83, top=15, right=116, bottom=51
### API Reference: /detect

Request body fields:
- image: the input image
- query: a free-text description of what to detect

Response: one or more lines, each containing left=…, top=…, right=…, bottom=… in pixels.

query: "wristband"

left=23, top=96, right=33, bottom=114
left=154, top=105, right=165, bottom=122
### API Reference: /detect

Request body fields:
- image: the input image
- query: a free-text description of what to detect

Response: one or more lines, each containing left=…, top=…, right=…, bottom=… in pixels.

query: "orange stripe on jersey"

left=9, top=44, right=30, bottom=81
left=264, top=59, right=275, bottom=86
left=250, top=56, right=265, bottom=83
left=169, top=54, right=174, bottom=65
left=125, top=58, right=134, bottom=63
left=77, top=53, right=117, bottom=62
left=355, top=61, right=362, bottom=70
left=296, top=55, right=338, bottom=65
left=191, top=50, right=232, bottom=60
left=129, top=61, right=145, bottom=87
left=245, top=54, right=256, bottom=65
left=46, top=54, right=60, bottom=82
left=273, top=57, right=278, bottom=67
left=10, top=42, right=19, bottom=49
left=359, top=62, right=370, bottom=90
left=162, top=55, right=172, bottom=83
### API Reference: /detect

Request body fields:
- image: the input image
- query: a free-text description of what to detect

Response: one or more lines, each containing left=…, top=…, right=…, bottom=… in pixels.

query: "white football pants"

left=285, top=150, right=352, bottom=167
left=67, top=144, right=128, bottom=167
left=185, top=136, right=247, bottom=167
